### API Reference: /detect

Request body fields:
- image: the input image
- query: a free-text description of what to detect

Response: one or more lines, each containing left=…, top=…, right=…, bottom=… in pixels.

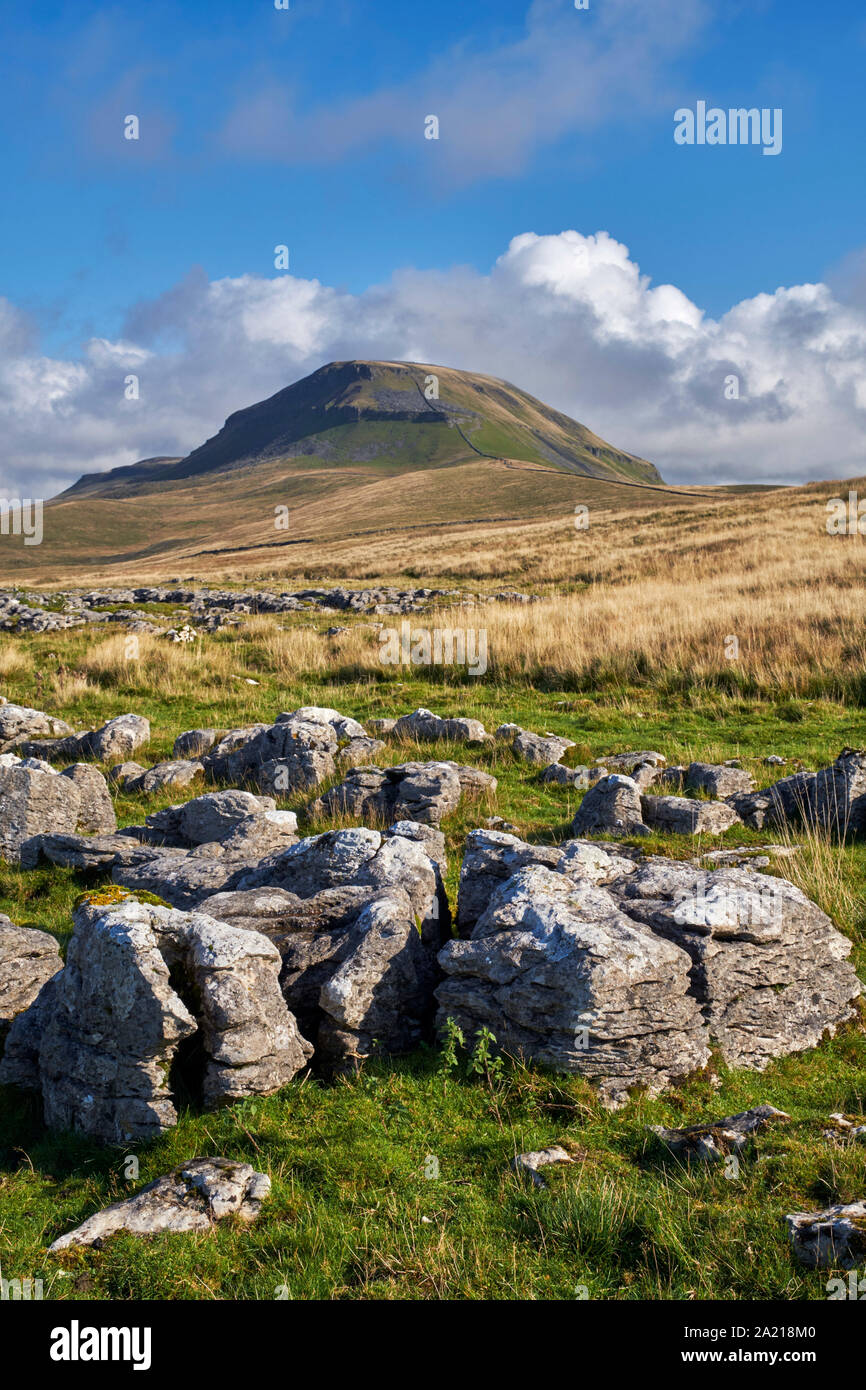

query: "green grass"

left=0, top=625, right=865, bottom=1300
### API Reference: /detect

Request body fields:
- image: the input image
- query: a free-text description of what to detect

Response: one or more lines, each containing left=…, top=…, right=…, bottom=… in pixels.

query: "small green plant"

left=468, top=1026, right=505, bottom=1084
left=439, top=1016, right=465, bottom=1076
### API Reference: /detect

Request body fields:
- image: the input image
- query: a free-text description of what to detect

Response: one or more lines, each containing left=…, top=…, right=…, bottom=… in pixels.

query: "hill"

left=0, top=360, right=730, bottom=581
left=60, top=360, right=662, bottom=498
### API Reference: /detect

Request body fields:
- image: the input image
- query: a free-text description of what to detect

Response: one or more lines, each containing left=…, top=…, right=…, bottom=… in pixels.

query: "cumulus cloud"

left=2, top=229, right=866, bottom=499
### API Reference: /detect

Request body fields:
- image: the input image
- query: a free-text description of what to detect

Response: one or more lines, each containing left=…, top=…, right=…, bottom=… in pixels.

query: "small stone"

left=48, top=1158, right=271, bottom=1250
left=511, top=1146, right=575, bottom=1189
left=650, top=1105, right=790, bottom=1162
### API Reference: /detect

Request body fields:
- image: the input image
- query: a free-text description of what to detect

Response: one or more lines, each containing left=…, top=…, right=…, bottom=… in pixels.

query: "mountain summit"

left=64, top=360, right=661, bottom=497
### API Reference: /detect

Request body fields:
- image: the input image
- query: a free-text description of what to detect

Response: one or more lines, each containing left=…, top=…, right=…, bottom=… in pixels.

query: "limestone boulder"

left=0, top=917, right=63, bottom=1036
left=173, top=728, right=218, bottom=759
left=612, top=860, right=861, bottom=1068
left=0, top=764, right=81, bottom=862
left=640, top=794, right=741, bottom=835
left=88, top=714, right=151, bottom=762
left=0, top=703, right=75, bottom=750
left=511, top=729, right=575, bottom=766
left=685, top=763, right=755, bottom=798
left=391, top=708, right=490, bottom=745
left=815, top=748, right=866, bottom=839
left=311, top=760, right=495, bottom=827
left=437, top=866, right=710, bottom=1106
left=234, top=825, right=449, bottom=947
left=60, top=763, right=117, bottom=833
left=571, top=774, right=650, bottom=839
left=787, top=1202, right=866, bottom=1270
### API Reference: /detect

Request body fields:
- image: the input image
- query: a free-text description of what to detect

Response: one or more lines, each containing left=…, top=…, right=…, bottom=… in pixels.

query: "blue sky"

left=2, top=0, right=866, bottom=492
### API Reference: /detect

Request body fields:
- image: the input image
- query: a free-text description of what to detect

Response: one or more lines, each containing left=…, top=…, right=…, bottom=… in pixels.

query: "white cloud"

left=2, top=229, right=866, bottom=499
left=218, top=0, right=712, bottom=185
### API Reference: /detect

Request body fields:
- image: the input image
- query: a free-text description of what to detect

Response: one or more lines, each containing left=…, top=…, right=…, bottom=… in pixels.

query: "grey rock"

left=455, top=829, right=637, bottom=937
left=650, top=1104, right=790, bottom=1161
left=613, top=860, right=861, bottom=1068
left=685, top=762, right=755, bottom=798
left=19, top=832, right=175, bottom=873
left=60, top=763, right=116, bottom=833
left=317, top=889, right=441, bottom=1070
left=0, top=919, right=62, bottom=1034
left=234, top=826, right=448, bottom=947
left=494, top=723, right=522, bottom=741
left=3, top=898, right=312, bottom=1140
left=597, top=750, right=666, bottom=772
left=108, top=760, right=147, bottom=788
left=202, top=724, right=270, bottom=779
left=641, top=795, right=742, bottom=835
left=182, top=914, right=313, bottom=1105
left=0, top=703, right=75, bottom=750
left=630, top=760, right=668, bottom=791
left=224, top=718, right=337, bottom=795
left=456, top=829, right=563, bottom=935
left=787, top=1202, right=866, bottom=1270
left=699, top=845, right=798, bottom=868
left=49, top=1158, right=271, bottom=1250
left=725, top=790, right=775, bottom=830
left=767, top=770, right=818, bottom=826
left=511, top=729, right=575, bottom=766
left=173, top=728, right=217, bottom=759
left=815, top=748, right=866, bottom=839
left=88, top=713, right=151, bottom=762
left=0, top=765, right=81, bottom=862
left=178, top=790, right=277, bottom=845
left=571, top=774, right=650, bottom=839
left=311, top=760, right=495, bottom=828
left=392, top=708, right=490, bottom=745
left=113, top=854, right=251, bottom=911
left=336, top=736, right=386, bottom=768
left=126, top=759, right=205, bottom=794
left=34, top=905, right=197, bottom=1141
left=511, top=1146, right=575, bottom=1189
left=217, top=810, right=299, bottom=857
left=199, top=881, right=440, bottom=1069
left=540, top=763, right=594, bottom=788
left=437, top=866, right=710, bottom=1106
left=276, top=706, right=367, bottom=740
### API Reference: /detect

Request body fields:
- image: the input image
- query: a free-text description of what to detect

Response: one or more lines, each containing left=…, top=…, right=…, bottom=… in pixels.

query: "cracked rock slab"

left=787, top=1202, right=866, bottom=1269
left=650, top=1104, right=790, bottom=1161
left=49, top=1158, right=271, bottom=1250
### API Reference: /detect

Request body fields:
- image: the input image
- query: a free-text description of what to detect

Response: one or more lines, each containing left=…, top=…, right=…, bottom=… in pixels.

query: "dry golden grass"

left=3, top=471, right=864, bottom=696
left=0, top=645, right=32, bottom=678
left=777, top=819, right=864, bottom=938
left=49, top=668, right=94, bottom=703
